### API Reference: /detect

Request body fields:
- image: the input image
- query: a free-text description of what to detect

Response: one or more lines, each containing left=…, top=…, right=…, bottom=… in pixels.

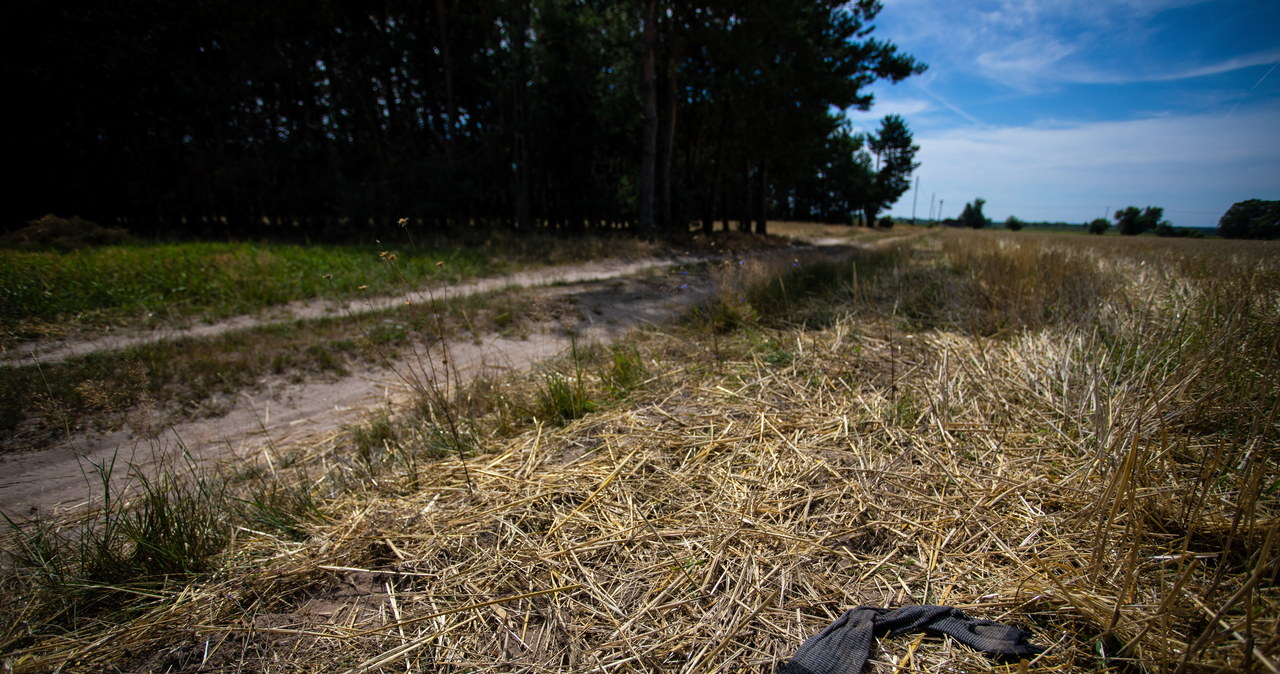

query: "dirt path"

left=0, top=246, right=796, bottom=517
left=0, top=253, right=713, bottom=367
left=0, top=232, right=923, bottom=518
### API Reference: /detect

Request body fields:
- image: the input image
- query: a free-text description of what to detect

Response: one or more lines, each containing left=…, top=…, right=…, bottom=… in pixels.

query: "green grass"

left=0, top=231, right=658, bottom=344
left=1, top=449, right=231, bottom=623
left=0, top=241, right=505, bottom=341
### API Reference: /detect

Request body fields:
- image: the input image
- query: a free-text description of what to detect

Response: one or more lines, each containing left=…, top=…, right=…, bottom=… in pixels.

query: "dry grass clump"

left=2, top=230, right=1276, bottom=673
left=0, top=214, right=134, bottom=251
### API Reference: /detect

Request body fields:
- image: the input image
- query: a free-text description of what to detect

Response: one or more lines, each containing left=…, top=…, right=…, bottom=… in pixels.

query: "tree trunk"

left=704, top=125, right=724, bottom=236
left=659, top=39, right=678, bottom=234
left=638, top=0, right=658, bottom=241
left=511, top=0, right=532, bottom=230
left=433, top=0, right=456, bottom=168
left=754, top=160, right=768, bottom=235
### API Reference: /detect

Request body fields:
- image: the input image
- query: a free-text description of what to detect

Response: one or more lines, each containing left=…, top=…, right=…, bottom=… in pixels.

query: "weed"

left=536, top=372, right=596, bottom=424
left=604, top=344, right=650, bottom=394
left=2, top=447, right=229, bottom=622
left=347, top=411, right=401, bottom=469
left=233, top=479, right=323, bottom=542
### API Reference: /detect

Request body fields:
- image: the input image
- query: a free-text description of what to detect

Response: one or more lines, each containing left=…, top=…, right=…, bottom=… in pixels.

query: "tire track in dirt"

left=0, top=253, right=730, bottom=516
left=0, top=237, right=895, bottom=517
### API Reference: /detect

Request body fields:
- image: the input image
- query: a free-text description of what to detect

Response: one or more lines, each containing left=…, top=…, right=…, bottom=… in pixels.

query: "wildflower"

left=435, top=261, right=445, bottom=267
left=397, top=217, right=409, bottom=227
left=359, top=284, right=368, bottom=290
left=322, top=273, right=332, bottom=280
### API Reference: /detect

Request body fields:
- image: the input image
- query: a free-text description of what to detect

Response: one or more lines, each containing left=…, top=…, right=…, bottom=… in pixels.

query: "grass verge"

left=0, top=231, right=660, bottom=346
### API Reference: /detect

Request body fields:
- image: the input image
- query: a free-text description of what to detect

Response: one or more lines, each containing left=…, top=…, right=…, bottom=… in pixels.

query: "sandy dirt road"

left=2, top=243, right=852, bottom=517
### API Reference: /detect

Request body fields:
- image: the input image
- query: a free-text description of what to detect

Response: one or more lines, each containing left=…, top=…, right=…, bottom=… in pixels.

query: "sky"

left=844, top=0, right=1280, bottom=228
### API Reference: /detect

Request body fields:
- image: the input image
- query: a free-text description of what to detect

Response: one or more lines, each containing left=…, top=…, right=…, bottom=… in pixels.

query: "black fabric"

left=778, top=605, right=1044, bottom=674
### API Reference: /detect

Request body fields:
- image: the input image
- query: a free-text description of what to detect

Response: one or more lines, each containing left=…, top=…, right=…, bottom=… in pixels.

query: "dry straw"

left=3, top=230, right=1276, bottom=673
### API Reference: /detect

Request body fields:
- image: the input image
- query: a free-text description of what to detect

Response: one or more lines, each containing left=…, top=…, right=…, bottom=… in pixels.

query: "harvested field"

left=2, top=230, right=1277, bottom=673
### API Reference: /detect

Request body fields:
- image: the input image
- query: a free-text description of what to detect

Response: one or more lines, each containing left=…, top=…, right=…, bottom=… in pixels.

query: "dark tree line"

left=3, top=0, right=924, bottom=241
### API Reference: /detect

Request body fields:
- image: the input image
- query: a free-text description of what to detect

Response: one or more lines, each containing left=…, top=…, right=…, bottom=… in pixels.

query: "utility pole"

left=929, top=192, right=936, bottom=223
left=939, top=200, right=944, bottom=223
left=911, top=176, right=919, bottom=225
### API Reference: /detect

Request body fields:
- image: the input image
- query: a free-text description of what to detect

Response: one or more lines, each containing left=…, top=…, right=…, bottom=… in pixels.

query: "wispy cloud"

left=847, top=77, right=984, bottom=128
left=974, top=38, right=1077, bottom=91
left=1069, top=50, right=1280, bottom=85
left=874, top=0, right=1263, bottom=93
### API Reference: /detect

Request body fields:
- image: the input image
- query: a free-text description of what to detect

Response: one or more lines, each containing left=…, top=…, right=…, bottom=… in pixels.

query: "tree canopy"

left=959, top=198, right=987, bottom=229
left=1113, top=206, right=1167, bottom=236
left=1218, top=199, right=1280, bottom=240
left=3, top=0, right=925, bottom=241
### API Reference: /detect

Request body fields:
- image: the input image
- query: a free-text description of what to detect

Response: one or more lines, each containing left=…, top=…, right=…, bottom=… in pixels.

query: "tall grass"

left=0, top=441, right=328, bottom=654
left=857, top=231, right=1280, bottom=670
left=3, top=449, right=226, bottom=622
left=683, top=230, right=1278, bottom=669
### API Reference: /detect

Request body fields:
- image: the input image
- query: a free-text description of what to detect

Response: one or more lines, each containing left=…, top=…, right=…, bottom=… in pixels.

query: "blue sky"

left=845, top=0, right=1280, bottom=228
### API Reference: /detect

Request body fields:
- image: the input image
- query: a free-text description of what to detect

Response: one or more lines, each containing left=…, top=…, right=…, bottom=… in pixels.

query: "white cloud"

left=861, top=96, right=932, bottom=119
left=888, top=103, right=1280, bottom=226
left=846, top=78, right=985, bottom=128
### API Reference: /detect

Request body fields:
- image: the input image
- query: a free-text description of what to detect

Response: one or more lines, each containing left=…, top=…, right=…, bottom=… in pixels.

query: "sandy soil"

left=0, top=230, right=923, bottom=518
left=0, top=248, right=793, bottom=518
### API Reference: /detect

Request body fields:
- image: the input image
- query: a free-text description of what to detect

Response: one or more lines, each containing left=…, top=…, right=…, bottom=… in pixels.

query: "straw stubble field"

left=2, top=229, right=1277, bottom=673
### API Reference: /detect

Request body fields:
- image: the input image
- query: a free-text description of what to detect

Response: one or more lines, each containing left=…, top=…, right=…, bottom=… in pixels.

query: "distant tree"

left=1154, top=222, right=1197, bottom=237
left=1218, top=199, right=1280, bottom=240
left=858, top=115, right=920, bottom=228
left=959, top=198, right=987, bottom=229
left=1004, top=215, right=1023, bottom=231
left=1114, top=206, right=1168, bottom=236
left=1087, top=218, right=1110, bottom=235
